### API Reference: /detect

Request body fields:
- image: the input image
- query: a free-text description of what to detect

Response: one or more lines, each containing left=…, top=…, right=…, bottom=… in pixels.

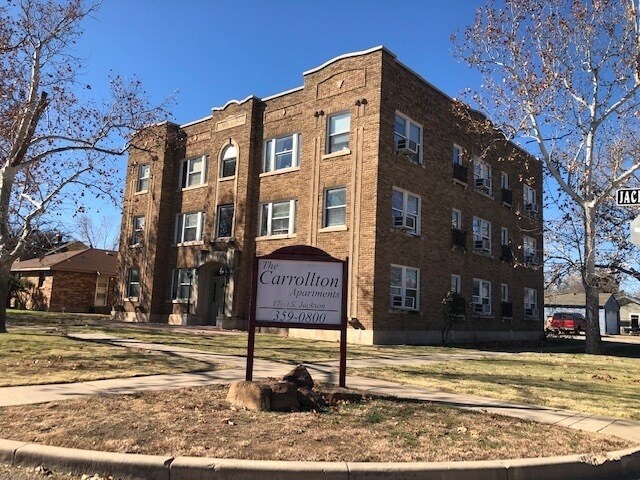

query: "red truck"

left=547, top=312, right=586, bottom=335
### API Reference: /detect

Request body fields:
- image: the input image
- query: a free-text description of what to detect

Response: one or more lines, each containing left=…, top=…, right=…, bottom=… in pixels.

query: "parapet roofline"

left=302, top=45, right=388, bottom=75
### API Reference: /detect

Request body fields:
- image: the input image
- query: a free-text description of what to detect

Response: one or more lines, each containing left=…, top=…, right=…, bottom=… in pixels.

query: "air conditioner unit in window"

left=473, top=302, right=483, bottom=314
left=532, top=308, right=539, bottom=317
left=525, top=203, right=539, bottom=214
left=393, top=215, right=416, bottom=231
left=475, top=178, right=491, bottom=192
left=482, top=303, right=491, bottom=315
left=524, top=254, right=539, bottom=265
left=474, top=240, right=484, bottom=250
left=404, top=297, right=416, bottom=309
left=395, top=138, right=418, bottom=157
left=525, top=307, right=533, bottom=316
left=474, top=239, right=490, bottom=252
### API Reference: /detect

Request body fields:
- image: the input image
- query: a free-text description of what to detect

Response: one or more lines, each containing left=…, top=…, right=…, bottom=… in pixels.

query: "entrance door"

left=208, top=275, right=227, bottom=326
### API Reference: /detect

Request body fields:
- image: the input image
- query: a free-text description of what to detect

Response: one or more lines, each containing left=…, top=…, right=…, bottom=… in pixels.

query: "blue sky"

left=68, top=0, right=484, bottom=240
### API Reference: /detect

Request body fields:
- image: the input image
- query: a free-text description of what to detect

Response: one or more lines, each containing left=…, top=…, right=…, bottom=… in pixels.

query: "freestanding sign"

left=246, top=245, right=348, bottom=387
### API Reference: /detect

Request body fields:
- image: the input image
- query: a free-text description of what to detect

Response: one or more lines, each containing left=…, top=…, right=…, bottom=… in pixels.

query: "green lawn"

left=355, top=351, right=640, bottom=421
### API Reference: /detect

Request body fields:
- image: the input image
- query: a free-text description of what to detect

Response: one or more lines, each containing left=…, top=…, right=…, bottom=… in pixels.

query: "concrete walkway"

left=2, top=332, right=639, bottom=444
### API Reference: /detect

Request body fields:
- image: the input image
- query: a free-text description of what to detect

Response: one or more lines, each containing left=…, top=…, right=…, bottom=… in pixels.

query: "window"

left=394, top=113, right=422, bottom=164
left=524, top=288, right=538, bottom=316
left=172, top=268, right=195, bottom=301
left=452, top=209, right=462, bottom=230
left=216, top=205, right=234, bottom=238
left=181, top=155, right=208, bottom=188
left=324, top=187, right=347, bottom=227
left=451, top=274, right=461, bottom=294
left=473, top=159, right=492, bottom=194
left=472, top=217, right=491, bottom=253
left=472, top=278, right=491, bottom=315
left=523, top=184, right=538, bottom=214
left=260, top=200, right=296, bottom=236
left=126, top=268, right=140, bottom=299
left=501, top=284, right=509, bottom=302
left=137, top=164, right=150, bottom=192
left=220, top=145, right=237, bottom=178
left=94, top=276, right=109, bottom=307
left=327, top=112, right=350, bottom=153
left=392, top=187, right=420, bottom=234
left=264, top=134, right=301, bottom=172
left=131, top=216, right=145, bottom=245
left=453, top=144, right=463, bottom=165
left=175, top=212, right=205, bottom=244
left=501, top=227, right=509, bottom=246
left=390, top=265, right=419, bottom=310
left=523, top=235, right=538, bottom=264
left=501, top=172, right=509, bottom=190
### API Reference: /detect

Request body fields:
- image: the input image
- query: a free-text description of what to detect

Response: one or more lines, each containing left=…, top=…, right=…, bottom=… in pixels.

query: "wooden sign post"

left=246, top=245, right=348, bottom=387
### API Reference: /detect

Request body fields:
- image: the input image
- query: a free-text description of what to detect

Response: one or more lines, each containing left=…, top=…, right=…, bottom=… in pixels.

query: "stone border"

left=1, top=439, right=640, bottom=480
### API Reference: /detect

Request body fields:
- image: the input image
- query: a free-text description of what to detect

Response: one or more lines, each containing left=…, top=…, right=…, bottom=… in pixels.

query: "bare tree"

left=454, top=0, right=640, bottom=353
left=74, top=213, right=119, bottom=250
left=0, top=0, right=170, bottom=332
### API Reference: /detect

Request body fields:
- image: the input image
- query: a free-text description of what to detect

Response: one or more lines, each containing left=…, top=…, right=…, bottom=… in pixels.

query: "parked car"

left=547, top=312, right=586, bottom=335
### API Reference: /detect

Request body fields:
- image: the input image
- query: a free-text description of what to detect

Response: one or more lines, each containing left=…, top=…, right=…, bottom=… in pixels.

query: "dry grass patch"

left=355, top=352, right=640, bottom=421
left=0, top=385, right=630, bottom=462
left=0, top=330, right=218, bottom=387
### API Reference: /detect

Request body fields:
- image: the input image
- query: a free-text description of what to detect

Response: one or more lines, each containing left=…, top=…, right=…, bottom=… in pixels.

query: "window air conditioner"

left=524, top=254, right=539, bottom=265
left=482, top=303, right=491, bottom=315
left=394, top=215, right=416, bottom=231
left=532, top=308, right=539, bottom=317
left=395, top=138, right=418, bottom=157
left=474, top=240, right=484, bottom=250
left=525, top=203, right=539, bottom=214
left=525, top=307, right=533, bottom=316
left=404, top=297, right=416, bottom=309
left=475, top=178, right=490, bottom=191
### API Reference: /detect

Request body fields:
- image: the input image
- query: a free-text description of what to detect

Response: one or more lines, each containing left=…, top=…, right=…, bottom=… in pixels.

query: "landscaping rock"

left=269, top=381, right=300, bottom=412
left=281, top=365, right=314, bottom=389
left=226, top=381, right=271, bottom=411
left=323, top=387, right=363, bottom=405
left=297, top=387, right=328, bottom=411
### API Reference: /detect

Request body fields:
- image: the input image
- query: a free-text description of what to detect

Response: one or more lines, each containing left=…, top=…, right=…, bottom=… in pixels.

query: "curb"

left=1, top=440, right=640, bottom=480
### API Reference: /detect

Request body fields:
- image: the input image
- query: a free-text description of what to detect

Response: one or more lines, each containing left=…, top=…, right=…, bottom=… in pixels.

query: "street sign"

left=631, top=215, right=640, bottom=249
left=617, top=188, right=640, bottom=206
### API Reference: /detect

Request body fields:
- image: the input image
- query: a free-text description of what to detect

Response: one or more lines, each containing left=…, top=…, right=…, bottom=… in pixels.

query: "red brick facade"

left=114, top=47, right=544, bottom=344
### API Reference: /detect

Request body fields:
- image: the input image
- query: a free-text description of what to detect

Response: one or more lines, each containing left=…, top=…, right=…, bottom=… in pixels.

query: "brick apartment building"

left=113, top=46, right=544, bottom=345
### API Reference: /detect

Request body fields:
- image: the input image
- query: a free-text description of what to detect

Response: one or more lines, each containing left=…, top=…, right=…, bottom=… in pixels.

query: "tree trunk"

left=583, top=205, right=603, bottom=354
left=0, top=263, right=10, bottom=333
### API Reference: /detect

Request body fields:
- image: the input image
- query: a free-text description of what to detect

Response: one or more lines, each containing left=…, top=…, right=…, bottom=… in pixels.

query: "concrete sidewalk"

left=1, top=332, right=639, bottom=444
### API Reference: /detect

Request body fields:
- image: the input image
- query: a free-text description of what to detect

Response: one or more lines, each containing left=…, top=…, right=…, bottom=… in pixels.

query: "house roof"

left=545, top=292, right=617, bottom=308
left=11, top=248, right=117, bottom=276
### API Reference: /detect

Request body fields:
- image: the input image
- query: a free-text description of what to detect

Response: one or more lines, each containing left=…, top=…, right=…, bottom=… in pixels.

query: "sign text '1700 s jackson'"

left=255, top=259, right=343, bottom=325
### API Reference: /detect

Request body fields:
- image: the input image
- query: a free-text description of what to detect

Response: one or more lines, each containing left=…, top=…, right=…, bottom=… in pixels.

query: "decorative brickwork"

left=114, top=47, right=544, bottom=344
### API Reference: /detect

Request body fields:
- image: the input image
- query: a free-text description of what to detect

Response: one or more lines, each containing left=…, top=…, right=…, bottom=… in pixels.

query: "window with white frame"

left=264, top=134, right=301, bottom=172
left=452, top=209, right=462, bottom=230
left=216, top=204, right=234, bottom=238
left=94, top=276, right=109, bottom=306
left=324, top=187, right=346, bottom=227
left=523, top=184, right=538, bottom=214
left=523, top=235, right=538, bottom=264
left=473, top=159, right=492, bottom=194
left=501, top=172, right=509, bottom=190
left=131, top=216, right=145, bottom=245
left=171, top=268, right=195, bottom=301
left=180, top=155, right=208, bottom=188
left=327, top=112, right=350, bottom=153
left=524, top=288, right=538, bottom=317
left=260, top=200, right=296, bottom=236
left=126, top=268, right=140, bottom=299
left=501, top=227, right=509, bottom=246
left=137, top=164, right=150, bottom=192
left=472, top=217, right=491, bottom=253
left=391, top=187, right=420, bottom=234
left=453, top=144, right=463, bottom=165
left=501, top=283, right=509, bottom=302
left=451, top=274, right=461, bottom=294
left=472, top=278, right=491, bottom=315
left=390, top=265, right=419, bottom=310
left=394, top=113, right=422, bottom=164
left=220, top=145, right=237, bottom=178
left=175, top=212, right=205, bottom=244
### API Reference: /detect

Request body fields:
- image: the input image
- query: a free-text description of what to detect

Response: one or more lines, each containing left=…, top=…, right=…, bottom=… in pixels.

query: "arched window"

left=220, top=145, right=237, bottom=178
